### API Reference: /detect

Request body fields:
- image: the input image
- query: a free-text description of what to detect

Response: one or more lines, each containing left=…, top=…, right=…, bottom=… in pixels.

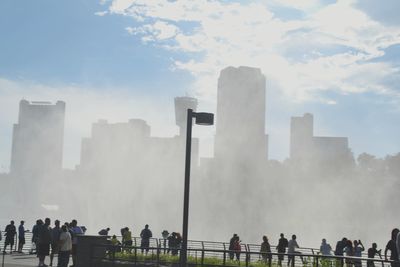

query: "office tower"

left=10, top=99, right=65, bottom=175
left=214, top=66, right=268, bottom=161
left=290, top=113, right=351, bottom=164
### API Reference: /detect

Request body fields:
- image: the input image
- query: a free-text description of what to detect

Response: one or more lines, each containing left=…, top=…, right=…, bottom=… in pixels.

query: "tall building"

left=10, top=100, right=65, bottom=175
left=174, top=96, right=198, bottom=136
left=214, top=66, right=268, bottom=161
left=290, top=113, right=352, bottom=167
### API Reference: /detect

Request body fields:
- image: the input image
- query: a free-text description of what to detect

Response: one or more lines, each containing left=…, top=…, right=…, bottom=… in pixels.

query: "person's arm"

left=359, top=241, right=365, bottom=251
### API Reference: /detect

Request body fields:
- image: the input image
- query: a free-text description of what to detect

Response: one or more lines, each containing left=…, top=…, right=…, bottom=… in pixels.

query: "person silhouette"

left=140, top=224, right=152, bottom=254
left=277, top=233, right=289, bottom=266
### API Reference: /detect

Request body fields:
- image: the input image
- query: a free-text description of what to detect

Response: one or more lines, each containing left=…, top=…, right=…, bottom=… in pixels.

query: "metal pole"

left=180, top=109, right=193, bottom=267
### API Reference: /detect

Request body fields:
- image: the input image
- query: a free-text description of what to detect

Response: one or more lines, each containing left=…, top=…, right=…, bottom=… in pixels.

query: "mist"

left=1, top=66, right=399, bottom=253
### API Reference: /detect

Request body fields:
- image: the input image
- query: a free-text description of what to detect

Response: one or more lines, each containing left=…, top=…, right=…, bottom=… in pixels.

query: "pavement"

left=1, top=252, right=40, bottom=267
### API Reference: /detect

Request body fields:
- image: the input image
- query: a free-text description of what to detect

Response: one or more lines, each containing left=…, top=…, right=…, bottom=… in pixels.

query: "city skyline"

left=1, top=0, right=400, bottom=170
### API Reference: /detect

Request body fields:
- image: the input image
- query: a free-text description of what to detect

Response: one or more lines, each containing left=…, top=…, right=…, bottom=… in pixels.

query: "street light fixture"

left=180, top=109, right=214, bottom=267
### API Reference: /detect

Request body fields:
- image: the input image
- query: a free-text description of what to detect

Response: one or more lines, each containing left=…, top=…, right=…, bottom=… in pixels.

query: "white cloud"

left=103, top=0, right=400, bottom=106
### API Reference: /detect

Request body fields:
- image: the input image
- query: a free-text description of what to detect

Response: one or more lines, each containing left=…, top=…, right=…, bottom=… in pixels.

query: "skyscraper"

left=10, top=100, right=65, bottom=175
left=214, top=66, right=268, bottom=161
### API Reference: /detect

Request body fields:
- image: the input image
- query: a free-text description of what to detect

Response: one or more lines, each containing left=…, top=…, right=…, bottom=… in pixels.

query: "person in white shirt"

left=57, top=225, right=72, bottom=267
left=287, top=235, right=304, bottom=266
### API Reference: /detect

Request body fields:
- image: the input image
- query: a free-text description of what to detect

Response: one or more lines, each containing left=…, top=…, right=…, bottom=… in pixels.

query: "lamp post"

left=180, top=109, right=214, bottom=267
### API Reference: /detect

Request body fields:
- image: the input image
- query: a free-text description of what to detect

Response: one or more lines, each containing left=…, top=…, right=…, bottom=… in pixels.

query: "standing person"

left=50, top=220, right=61, bottom=267
left=31, top=219, right=43, bottom=254
left=344, top=240, right=354, bottom=267
left=261, top=235, right=272, bottom=265
left=353, top=240, right=365, bottom=267
left=168, top=232, right=177, bottom=255
left=320, top=238, right=332, bottom=256
left=367, top=243, right=381, bottom=267
left=3, top=220, right=17, bottom=254
left=122, top=227, right=133, bottom=253
left=287, top=234, right=304, bottom=266
left=57, top=225, right=72, bottom=267
left=229, top=234, right=238, bottom=261
left=140, top=224, right=152, bottom=254
left=70, top=219, right=84, bottom=267
left=18, top=220, right=27, bottom=253
left=233, top=236, right=241, bottom=261
left=37, top=218, right=52, bottom=267
left=385, top=229, right=399, bottom=267
left=335, top=238, right=348, bottom=267
left=161, top=230, right=169, bottom=254
left=277, top=233, right=289, bottom=266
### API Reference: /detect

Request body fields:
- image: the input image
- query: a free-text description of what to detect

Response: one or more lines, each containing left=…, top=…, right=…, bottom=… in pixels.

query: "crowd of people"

left=2, top=219, right=400, bottom=267
left=256, top=231, right=400, bottom=267
left=1, top=218, right=84, bottom=267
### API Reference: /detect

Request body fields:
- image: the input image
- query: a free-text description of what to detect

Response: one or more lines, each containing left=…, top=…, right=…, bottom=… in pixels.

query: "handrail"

left=89, top=243, right=397, bottom=267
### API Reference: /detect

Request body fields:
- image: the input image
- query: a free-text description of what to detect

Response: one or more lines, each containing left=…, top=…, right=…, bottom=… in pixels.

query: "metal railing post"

left=156, top=239, right=160, bottom=266
left=134, top=238, right=137, bottom=266
left=201, top=241, right=205, bottom=266
left=223, top=243, right=226, bottom=266
left=245, top=245, right=249, bottom=267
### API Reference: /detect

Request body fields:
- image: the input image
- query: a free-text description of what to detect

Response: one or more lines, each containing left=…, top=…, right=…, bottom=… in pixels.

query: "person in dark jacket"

left=229, top=234, right=238, bottom=261
left=276, top=233, right=288, bottom=266
left=37, top=218, right=52, bottom=267
left=140, top=224, right=152, bottom=254
left=3, top=220, right=17, bottom=254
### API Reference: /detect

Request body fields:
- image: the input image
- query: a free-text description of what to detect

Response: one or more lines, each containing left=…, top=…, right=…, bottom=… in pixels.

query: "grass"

left=109, top=250, right=293, bottom=267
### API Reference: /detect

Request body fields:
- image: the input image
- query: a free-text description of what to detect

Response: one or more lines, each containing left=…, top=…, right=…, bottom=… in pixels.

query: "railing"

left=0, top=231, right=35, bottom=254
left=89, top=242, right=395, bottom=267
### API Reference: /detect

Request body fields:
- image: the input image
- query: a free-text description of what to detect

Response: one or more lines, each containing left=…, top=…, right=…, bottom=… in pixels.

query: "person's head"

left=71, top=219, right=77, bottom=227
left=125, top=227, right=129, bottom=231
left=64, top=222, right=69, bottom=228
left=112, top=235, right=116, bottom=239
left=391, top=228, right=399, bottom=240
left=106, top=227, right=110, bottom=231
left=354, top=240, right=358, bottom=246
left=55, top=220, right=60, bottom=227
left=38, top=219, right=43, bottom=225
left=292, top=234, right=296, bottom=240
left=342, top=237, right=347, bottom=242
left=372, top=243, right=377, bottom=249
left=145, top=224, right=149, bottom=229
left=280, top=233, right=284, bottom=238
left=263, top=236, right=268, bottom=242
left=44, top=218, right=51, bottom=225
left=346, top=240, right=353, bottom=247
left=322, top=238, right=326, bottom=244
left=20, top=220, right=24, bottom=225
left=10, top=220, right=14, bottom=225
left=61, top=225, right=67, bottom=232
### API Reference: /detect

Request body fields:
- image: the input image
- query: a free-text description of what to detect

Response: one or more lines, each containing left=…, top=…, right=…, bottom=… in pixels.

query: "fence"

left=89, top=242, right=395, bottom=267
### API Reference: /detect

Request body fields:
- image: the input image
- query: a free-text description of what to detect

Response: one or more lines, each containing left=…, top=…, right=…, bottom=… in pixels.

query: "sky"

left=1, top=0, right=400, bottom=171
